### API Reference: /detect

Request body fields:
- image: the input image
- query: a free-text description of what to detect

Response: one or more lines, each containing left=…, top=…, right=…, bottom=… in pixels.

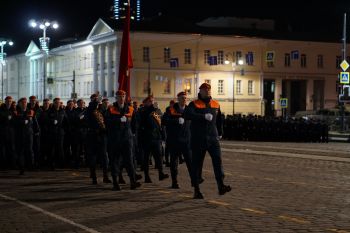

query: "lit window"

left=163, top=78, right=171, bottom=94
left=184, top=49, right=191, bottom=64
left=236, top=51, right=242, bottom=65
left=285, top=53, right=290, bottom=67
left=164, top=47, right=171, bottom=63
left=317, top=55, right=323, bottom=68
left=248, top=80, right=254, bottom=95
left=301, top=54, right=307, bottom=68
left=143, top=47, right=150, bottom=63
left=204, top=50, right=210, bottom=64
left=184, top=79, right=192, bottom=94
left=236, top=80, right=242, bottom=94
left=218, top=51, right=224, bottom=65
left=218, top=80, right=224, bottom=94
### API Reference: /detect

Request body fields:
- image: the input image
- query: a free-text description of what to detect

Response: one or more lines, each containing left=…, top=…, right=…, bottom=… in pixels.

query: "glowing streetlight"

left=0, top=39, right=14, bottom=100
left=29, top=19, right=59, bottom=99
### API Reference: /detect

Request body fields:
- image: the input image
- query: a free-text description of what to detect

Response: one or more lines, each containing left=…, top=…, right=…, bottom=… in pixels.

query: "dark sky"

left=0, top=0, right=349, bottom=55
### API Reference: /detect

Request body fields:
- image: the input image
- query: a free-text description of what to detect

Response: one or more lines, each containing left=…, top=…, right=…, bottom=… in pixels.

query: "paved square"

left=1, top=141, right=350, bottom=233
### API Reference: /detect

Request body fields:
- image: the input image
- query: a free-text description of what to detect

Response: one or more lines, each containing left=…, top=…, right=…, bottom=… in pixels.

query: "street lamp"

left=29, top=19, right=59, bottom=99
left=0, top=39, right=14, bottom=101
left=225, top=53, right=244, bottom=115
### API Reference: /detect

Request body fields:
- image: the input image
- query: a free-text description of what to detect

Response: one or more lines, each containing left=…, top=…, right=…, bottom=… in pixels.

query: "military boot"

left=171, top=178, right=179, bottom=189
left=103, top=171, right=112, bottom=183
left=112, top=177, right=121, bottom=191
left=130, top=180, right=141, bottom=190
left=118, top=174, right=126, bottom=184
left=90, top=168, right=97, bottom=185
left=218, top=184, right=231, bottom=195
left=159, top=172, right=169, bottom=181
left=193, top=187, right=204, bottom=199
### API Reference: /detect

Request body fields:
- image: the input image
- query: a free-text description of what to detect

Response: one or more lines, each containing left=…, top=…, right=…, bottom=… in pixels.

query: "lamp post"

left=225, top=53, right=244, bottom=115
left=0, top=39, right=14, bottom=101
left=29, top=19, right=58, bottom=99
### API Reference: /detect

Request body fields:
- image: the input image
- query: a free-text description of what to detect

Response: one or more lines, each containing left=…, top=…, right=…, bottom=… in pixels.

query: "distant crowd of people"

left=223, top=114, right=329, bottom=143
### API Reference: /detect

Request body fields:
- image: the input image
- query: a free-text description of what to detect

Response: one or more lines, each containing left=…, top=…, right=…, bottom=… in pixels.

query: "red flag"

left=118, top=2, right=133, bottom=100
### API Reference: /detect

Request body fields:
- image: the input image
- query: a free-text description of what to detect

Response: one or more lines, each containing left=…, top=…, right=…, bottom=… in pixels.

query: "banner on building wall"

left=291, top=50, right=299, bottom=60
left=266, top=51, right=275, bottom=62
left=246, top=52, right=254, bottom=65
left=208, top=56, right=218, bottom=65
left=170, top=58, right=179, bottom=68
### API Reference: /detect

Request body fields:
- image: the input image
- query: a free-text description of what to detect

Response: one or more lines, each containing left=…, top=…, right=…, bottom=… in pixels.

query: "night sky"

left=0, top=0, right=349, bottom=55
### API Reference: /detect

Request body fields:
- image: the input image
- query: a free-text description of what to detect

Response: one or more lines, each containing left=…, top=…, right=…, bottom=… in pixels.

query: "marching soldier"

left=85, top=94, right=111, bottom=184
left=64, top=100, right=76, bottom=166
left=0, top=96, right=17, bottom=169
left=105, top=90, right=141, bottom=190
left=47, top=98, right=68, bottom=169
left=164, top=92, right=192, bottom=189
left=28, top=96, right=42, bottom=168
left=38, top=98, right=51, bottom=167
left=162, top=100, right=175, bottom=168
left=73, top=99, right=87, bottom=168
left=138, top=95, right=169, bottom=183
left=186, top=83, right=231, bottom=199
left=13, top=97, right=40, bottom=175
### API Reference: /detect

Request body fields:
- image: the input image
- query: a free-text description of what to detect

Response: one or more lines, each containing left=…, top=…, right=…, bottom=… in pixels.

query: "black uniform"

left=186, top=94, right=230, bottom=198
left=47, top=107, right=67, bottom=168
left=138, top=105, right=169, bottom=183
left=13, top=107, right=40, bottom=174
left=73, top=107, right=87, bottom=167
left=38, top=106, right=51, bottom=167
left=164, top=103, right=192, bottom=188
left=64, top=107, right=76, bottom=166
left=105, top=103, right=140, bottom=190
left=0, top=103, right=17, bottom=169
left=28, top=103, right=42, bottom=167
left=85, top=101, right=111, bottom=184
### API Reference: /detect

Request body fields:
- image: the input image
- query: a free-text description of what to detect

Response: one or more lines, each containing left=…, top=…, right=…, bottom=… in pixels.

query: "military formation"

left=224, top=115, right=329, bottom=142
left=0, top=83, right=231, bottom=199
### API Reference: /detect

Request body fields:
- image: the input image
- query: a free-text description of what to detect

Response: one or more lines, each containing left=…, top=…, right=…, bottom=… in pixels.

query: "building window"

left=301, top=54, right=307, bottom=68
left=143, top=47, right=150, bottom=63
left=205, top=79, right=211, bottom=85
left=184, top=79, right=192, bottom=94
left=317, top=55, right=323, bottom=68
left=218, top=80, right=224, bottom=95
left=184, top=49, right=191, bottom=64
left=218, top=50, right=224, bottom=65
left=204, top=50, right=210, bottom=64
left=284, top=53, right=291, bottom=67
left=236, top=51, right=242, bottom=65
left=164, top=47, right=171, bottom=63
left=248, top=80, right=254, bottom=95
left=143, top=78, right=149, bottom=94
left=163, top=78, right=171, bottom=94
left=236, top=80, right=242, bottom=95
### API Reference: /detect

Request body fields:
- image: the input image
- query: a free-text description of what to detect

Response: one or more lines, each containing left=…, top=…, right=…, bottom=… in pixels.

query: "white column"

left=30, top=60, right=34, bottom=96
left=306, top=79, right=314, bottom=111
left=99, top=44, right=106, bottom=96
left=107, top=42, right=113, bottom=97
left=93, top=45, right=99, bottom=93
left=35, top=59, right=39, bottom=97
left=274, top=78, right=282, bottom=116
